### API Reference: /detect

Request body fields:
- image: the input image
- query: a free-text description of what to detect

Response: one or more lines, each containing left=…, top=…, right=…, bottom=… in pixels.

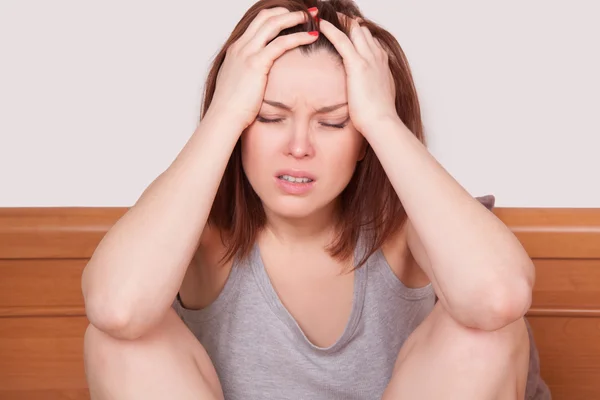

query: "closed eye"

left=256, top=116, right=348, bottom=129
left=256, top=116, right=284, bottom=124
left=321, top=122, right=348, bottom=129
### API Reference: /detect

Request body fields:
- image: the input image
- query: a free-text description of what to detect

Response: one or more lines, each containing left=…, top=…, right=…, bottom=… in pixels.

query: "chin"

left=263, top=195, right=326, bottom=221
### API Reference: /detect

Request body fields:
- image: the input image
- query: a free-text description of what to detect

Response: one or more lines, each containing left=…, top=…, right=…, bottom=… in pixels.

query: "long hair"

left=203, top=0, right=426, bottom=267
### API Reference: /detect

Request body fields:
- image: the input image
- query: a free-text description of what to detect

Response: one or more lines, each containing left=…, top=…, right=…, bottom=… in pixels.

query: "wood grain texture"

left=0, top=259, right=86, bottom=308
left=531, top=259, right=600, bottom=311
left=0, top=390, right=90, bottom=400
left=2, top=207, right=599, bottom=259
left=528, top=316, right=600, bottom=400
left=0, top=316, right=90, bottom=399
left=0, top=208, right=125, bottom=259
left=0, top=207, right=598, bottom=399
left=494, top=208, right=600, bottom=258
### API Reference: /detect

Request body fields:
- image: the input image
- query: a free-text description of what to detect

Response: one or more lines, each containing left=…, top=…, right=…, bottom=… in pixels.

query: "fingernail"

left=308, top=7, right=318, bottom=13
left=308, top=31, right=319, bottom=36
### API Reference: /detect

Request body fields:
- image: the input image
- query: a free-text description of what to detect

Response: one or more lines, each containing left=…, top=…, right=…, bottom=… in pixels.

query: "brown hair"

left=203, top=0, right=426, bottom=267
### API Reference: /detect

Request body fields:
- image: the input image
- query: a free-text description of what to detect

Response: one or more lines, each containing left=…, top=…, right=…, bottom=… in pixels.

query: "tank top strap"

left=172, top=254, right=245, bottom=323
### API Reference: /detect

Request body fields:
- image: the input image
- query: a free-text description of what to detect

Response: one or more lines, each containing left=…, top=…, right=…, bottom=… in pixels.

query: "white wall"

left=0, top=0, right=598, bottom=207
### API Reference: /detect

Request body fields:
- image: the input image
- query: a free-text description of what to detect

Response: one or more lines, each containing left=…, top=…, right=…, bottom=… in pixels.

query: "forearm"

left=82, top=112, right=241, bottom=338
left=364, top=117, right=534, bottom=329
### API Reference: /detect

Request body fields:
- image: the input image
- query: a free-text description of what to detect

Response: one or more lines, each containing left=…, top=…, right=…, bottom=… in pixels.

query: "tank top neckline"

left=248, top=240, right=368, bottom=354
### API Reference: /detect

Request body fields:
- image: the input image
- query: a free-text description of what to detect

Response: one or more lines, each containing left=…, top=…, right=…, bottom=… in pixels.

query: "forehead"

left=264, top=48, right=347, bottom=105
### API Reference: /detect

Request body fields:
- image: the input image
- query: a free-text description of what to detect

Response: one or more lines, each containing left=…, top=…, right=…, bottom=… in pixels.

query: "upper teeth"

left=280, top=175, right=312, bottom=183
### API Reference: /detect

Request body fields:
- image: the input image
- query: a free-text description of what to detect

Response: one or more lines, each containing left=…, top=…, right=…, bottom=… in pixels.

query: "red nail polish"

left=308, top=31, right=319, bottom=36
left=308, top=7, right=318, bottom=13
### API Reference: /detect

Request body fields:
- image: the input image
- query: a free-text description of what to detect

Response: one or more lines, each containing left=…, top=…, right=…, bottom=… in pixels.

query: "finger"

left=236, top=7, right=290, bottom=48
left=334, top=12, right=374, bottom=60
left=360, top=26, right=379, bottom=54
left=317, top=17, right=362, bottom=64
left=349, top=21, right=374, bottom=60
left=258, top=31, right=320, bottom=68
left=246, top=9, right=318, bottom=53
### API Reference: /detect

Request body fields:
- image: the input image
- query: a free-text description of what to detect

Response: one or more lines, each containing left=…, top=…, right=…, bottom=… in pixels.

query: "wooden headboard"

left=0, top=207, right=598, bottom=399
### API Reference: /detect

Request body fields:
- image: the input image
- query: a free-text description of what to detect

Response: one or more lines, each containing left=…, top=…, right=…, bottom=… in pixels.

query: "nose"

left=287, top=121, right=315, bottom=159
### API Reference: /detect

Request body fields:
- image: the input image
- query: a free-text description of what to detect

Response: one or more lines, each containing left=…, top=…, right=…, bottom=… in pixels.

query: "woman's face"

left=241, top=48, right=366, bottom=220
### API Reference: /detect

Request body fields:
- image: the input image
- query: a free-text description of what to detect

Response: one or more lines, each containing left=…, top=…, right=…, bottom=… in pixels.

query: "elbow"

left=472, top=274, right=533, bottom=331
left=82, top=279, right=146, bottom=341
left=486, top=280, right=532, bottom=330
left=81, top=262, right=147, bottom=341
left=84, top=293, right=144, bottom=341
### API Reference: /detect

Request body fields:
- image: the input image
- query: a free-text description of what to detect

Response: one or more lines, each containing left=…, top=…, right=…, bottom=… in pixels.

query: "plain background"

left=0, top=0, right=598, bottom=207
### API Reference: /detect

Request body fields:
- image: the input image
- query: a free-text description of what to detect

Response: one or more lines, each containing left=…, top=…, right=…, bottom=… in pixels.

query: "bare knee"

left=430, top=305, right=530, bottom=371
left=84, top=321, right=128, bottom=379
left=84, top=309, right=223, bottom=400
left=84, top=309, right=181, bottom=372
left=432, top=310, right=530, bottom=398
left=387, top=304, right=530, bottom=399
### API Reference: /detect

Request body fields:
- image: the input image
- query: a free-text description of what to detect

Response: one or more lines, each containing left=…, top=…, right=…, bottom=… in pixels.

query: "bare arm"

left=366, top=117, right=534, bottom=331
left=81, top=113, right=241, bottom=340
left=309, top=14, right=534, bottom=331
left=81, top=7, right=321, bottom=340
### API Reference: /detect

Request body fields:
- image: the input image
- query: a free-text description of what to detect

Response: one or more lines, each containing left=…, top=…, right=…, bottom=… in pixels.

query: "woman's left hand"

left=318, top=14, right=399, bottom=136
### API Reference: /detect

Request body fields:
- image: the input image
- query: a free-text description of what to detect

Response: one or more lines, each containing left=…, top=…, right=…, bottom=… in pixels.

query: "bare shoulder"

left=178, top=224, right=234, bottom=310
left=381, top=222, right=430, bottom=289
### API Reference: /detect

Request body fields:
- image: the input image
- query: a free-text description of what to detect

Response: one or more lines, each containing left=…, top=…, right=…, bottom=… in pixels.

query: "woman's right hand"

left=206, top=7, right=319, bottom=130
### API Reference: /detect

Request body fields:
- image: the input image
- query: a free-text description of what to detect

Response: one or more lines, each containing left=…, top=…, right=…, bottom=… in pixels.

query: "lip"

left=273, top=169, right=317, bottom=195
left=274, top=169, right=317, bottom=181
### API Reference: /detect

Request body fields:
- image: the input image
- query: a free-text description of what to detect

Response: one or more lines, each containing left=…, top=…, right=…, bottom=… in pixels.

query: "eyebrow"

left=263, top=99, right=348, bottom=114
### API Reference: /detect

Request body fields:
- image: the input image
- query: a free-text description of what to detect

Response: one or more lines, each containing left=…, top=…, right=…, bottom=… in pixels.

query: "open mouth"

left=277, top=174, right=314, bottom=184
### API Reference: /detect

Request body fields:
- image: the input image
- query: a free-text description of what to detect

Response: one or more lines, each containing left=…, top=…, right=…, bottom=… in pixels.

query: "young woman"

left=81, top=0, right=550, bottom=398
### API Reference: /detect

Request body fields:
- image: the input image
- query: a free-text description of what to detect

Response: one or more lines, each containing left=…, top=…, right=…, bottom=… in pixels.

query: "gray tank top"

left=172, top=240, right=550, bottom=399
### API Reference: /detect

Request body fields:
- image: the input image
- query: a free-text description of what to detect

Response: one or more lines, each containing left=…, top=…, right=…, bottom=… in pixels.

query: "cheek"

left=325, top=134, right=365, bottom=172
left=241, top=129, right=278, bottom=179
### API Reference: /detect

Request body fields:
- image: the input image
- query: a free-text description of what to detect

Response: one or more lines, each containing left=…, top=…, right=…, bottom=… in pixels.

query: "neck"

left=261, top=201, right=339, bottom=249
